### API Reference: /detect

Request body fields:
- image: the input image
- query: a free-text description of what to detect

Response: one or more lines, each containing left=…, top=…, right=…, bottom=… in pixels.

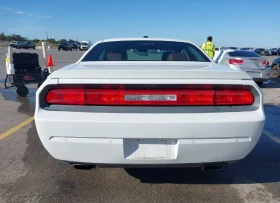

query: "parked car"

left=9, top=41, right=23, bottom=49
left=271, top=58, right=280, bottom=78
left=272, top=48, right=280, bottom=56
left=68, top=43, right=76, bottom=50
left=75, top=42, right=81, bottom=49
left=271, top=48, right=278, bottom=55
left=35, top=38, right=265, bottom=171
left=254, top=48, right=265, bottom=55
left=220, top=47, right=239, bottom=51
left=214, top=50, right=271, bottom=86
left=80, top=41, right=93, bottom=51
left=58, top=42, right=72, bottom=51
left=69, top=42, right=80, bottom=50
left=240, top=47, right=254, bottom=51
left=22, top=41, right=35, bottom=49
left=263, top=49, right=273, bottom=56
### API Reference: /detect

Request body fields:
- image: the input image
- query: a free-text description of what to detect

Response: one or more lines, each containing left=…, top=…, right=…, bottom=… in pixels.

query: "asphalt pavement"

left=0, top=48, right=280, bottom=203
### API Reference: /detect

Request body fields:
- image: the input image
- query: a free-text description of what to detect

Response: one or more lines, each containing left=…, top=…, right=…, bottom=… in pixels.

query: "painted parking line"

left=263, top=130, right=280, bottom=144
left=0, top=116, right=34, bottom=141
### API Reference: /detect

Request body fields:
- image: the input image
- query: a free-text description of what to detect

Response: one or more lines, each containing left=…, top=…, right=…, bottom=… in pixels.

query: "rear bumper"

left=35, top=109, right=265, bottom=166
left=243, top=67, right=271, bottom=82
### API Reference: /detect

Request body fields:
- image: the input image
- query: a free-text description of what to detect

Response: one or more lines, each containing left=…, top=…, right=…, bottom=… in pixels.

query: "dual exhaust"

left=201, top=163, right=226, bottom=171
left=73, top=164, right=96, bottom=170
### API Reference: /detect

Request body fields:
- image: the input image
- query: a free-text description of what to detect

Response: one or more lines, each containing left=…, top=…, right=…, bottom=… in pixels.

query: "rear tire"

left=16, top=85, right=29, bottom=97
left=271, top=64, right=280, bottom=78
left=256, top=82, right=263, bottom=86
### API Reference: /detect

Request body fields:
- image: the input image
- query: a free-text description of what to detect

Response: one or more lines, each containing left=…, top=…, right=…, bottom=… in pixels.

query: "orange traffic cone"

left=46, top=55, right=54, bottom=67
left=46, top=55, right=54, bottom=73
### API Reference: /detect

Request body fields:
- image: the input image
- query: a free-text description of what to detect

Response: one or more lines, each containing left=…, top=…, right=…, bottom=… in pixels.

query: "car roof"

left=100, top=38, right=191, bottom=43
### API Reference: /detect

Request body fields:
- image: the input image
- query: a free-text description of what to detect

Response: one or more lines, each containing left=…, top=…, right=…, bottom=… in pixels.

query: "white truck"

left=80, top=41, right=92, bottom=51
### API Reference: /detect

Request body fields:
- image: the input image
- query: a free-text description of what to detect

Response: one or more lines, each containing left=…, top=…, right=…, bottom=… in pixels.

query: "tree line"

left=0, top=32, right=76, bottom=44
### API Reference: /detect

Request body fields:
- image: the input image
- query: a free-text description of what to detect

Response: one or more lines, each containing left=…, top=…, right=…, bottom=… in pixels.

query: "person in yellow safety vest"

left=201, top=36, right=215, bottom=59
left=5, top=53, right=9, bottom=67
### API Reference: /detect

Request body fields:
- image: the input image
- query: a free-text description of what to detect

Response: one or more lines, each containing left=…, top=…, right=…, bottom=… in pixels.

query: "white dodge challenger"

left=34, top=38, right=265, bottom=171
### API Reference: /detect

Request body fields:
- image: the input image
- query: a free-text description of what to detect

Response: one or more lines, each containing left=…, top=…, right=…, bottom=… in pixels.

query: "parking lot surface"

left=0, top=48, right=280, bottom=203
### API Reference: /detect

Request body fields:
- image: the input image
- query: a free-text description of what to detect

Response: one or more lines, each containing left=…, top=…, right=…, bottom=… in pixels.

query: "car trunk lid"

left=49, top=62, right=252, bottom=80
left=240, top=57, right=268, bottom=70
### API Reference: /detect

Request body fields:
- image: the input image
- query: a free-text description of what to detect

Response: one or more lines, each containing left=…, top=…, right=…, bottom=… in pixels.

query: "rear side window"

left=228, top=51, right=260, bottom=57
left=215, top=50, right=224, bottom=63
left=82, top=41, right=211, bottom=62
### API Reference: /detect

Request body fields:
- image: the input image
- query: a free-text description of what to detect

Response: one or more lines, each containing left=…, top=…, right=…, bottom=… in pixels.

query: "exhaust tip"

left=73, top=164, right=96, bottom=170
left=201, top=164, right=226, bottom=172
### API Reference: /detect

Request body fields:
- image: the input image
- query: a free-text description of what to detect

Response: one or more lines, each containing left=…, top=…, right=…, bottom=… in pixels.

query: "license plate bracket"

left=123, top=139, right=178, bottom=160
left=247, top=72, right=261, bottom=78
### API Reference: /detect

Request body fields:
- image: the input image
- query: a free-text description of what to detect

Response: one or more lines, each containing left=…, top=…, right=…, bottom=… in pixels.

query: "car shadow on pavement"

left=125, top=138, right=280, bottom=185
left=125, top=104, right=280, bottom=185
left=261, top=79, right=280, bottom=88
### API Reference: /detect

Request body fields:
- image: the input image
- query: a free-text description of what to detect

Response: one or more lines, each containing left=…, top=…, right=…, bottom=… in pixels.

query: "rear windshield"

left=82, top=41, right=211, bottom=62
left=81, top=43, right=88, bottom=45
left=228, top=51, right=260, bottom=57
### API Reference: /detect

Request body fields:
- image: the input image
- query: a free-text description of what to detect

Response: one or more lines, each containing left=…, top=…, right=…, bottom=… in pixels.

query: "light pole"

left=46, top=32, right=49, bottom=41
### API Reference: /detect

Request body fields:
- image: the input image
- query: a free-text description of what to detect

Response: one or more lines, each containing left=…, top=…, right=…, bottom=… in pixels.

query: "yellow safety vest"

left=202, top=42, right=215, bottom=59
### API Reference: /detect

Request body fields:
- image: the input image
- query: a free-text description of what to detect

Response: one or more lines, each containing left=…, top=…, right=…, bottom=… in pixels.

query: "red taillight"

left=215, top=90, right=254, bottom=105
left=86, top=90, right=215, bottom=106
left=262, top=61, right=269, bottom=66
left=46, top=88, right=254, bottom=106
left=46, top=89, right=85, bottom=105
left=229, top=59, right=244, bottom=65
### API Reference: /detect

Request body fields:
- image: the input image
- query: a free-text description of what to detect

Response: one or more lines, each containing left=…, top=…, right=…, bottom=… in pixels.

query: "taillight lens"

left=262, top=61, right=269, bottom=66
left=46, top=89, right=85, bottom=105
left=229, top=59, right=244, bottom=65
left=215, top=90, right=254, bottom=105
left=46, top=88, right=254, bottom=106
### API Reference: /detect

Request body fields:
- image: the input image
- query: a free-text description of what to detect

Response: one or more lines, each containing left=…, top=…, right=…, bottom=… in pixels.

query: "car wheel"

left=16, top=85, right=29, bottom=97
left=256, top=82, right=263, bottom=86
left=271, top=64, right=280, bottom=78
left=58, top=49, right=60, bottom=51
left=33, top=46, right=35, bottom=49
